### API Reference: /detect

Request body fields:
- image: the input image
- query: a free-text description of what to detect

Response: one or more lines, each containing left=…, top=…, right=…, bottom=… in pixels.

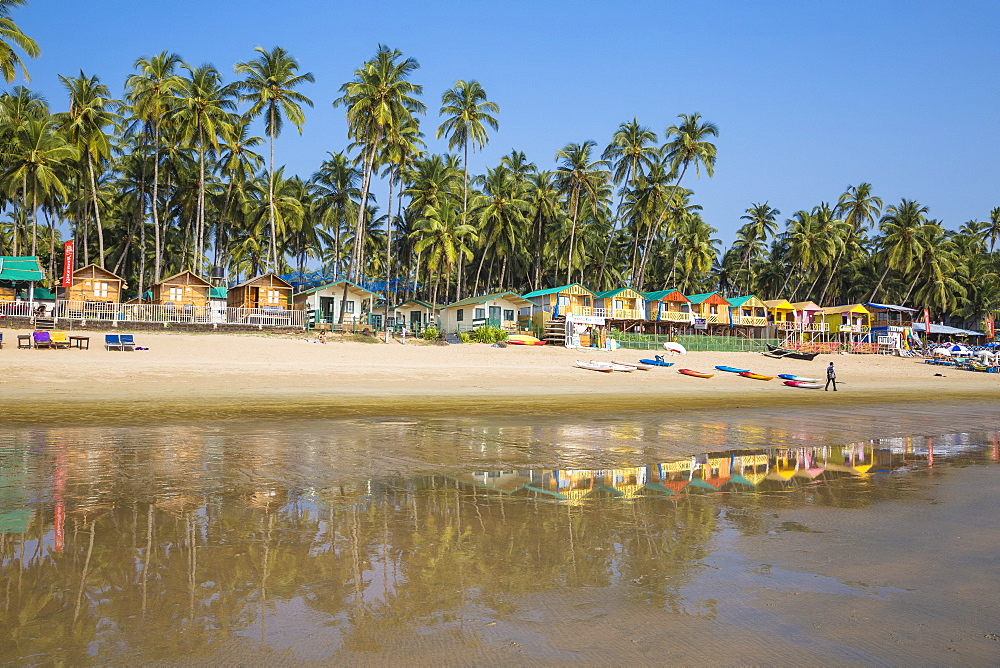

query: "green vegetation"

left=469, top=325, right=507, bottom=344
left=0, top=1, right=997, bottom=327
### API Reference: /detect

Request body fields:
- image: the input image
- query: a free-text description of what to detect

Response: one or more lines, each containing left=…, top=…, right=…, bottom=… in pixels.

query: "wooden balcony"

left=594, top=307, right=644, bottom=319
left=655, top=311, right=692, bottom=323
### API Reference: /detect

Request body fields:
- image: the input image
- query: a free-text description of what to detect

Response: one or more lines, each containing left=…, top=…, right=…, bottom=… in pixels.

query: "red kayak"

left=678, top=368, right=714, bottom=378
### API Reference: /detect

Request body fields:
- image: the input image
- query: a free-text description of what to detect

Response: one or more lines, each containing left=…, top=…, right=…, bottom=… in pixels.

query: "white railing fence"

left=51, top=300, right=305, bottom=328
left=0, top=302, right=36, bottom=317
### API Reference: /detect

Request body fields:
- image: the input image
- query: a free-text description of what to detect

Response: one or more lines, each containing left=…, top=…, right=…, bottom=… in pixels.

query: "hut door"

left=319, top=297, right=335, bottom=322
left=489, top=306, right=501, bottom=325
left=249, top=287, right=260, bottom=308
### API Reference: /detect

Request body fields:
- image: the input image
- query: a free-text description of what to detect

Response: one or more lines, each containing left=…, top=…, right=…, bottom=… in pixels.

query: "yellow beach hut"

left=763, top=299, right=797, bottom=332
left=642, top=288, right=691, bottom=323
left=685, top=292, right=733, bottom=330
left=592, top=287, right=645, bottom=320
left=821, top=304, right=871, bottom=334
left=726, top=295, right=768, bottom=328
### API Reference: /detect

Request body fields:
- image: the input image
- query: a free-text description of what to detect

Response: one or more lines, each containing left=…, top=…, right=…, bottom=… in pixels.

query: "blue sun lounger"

left=105, top=334, right=122, bottom=351
left=119, top=334, right=136, bottom=351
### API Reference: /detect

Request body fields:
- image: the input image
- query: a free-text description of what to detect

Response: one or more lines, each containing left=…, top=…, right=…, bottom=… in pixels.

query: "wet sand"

left=2, top=329, right=997, bottom=424
left=1, top=405, right=999, bottom=664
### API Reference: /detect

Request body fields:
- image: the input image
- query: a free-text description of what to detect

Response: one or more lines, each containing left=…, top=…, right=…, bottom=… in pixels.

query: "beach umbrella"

left=933, top=347, right=953, bottom=356
left=950, top=344, right=970, bottom=354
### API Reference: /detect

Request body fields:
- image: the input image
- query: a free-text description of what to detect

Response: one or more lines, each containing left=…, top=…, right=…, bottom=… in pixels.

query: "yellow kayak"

left=508, top=335, right=546, bottom=345
left=739, top=371, right=774, bottom=380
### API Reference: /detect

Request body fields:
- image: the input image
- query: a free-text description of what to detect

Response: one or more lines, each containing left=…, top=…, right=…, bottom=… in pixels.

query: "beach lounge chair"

left=119, top=334, right=136, bottom=351
left=50, top=331, right=70, bottom=349
left=105, top=334, right=122, bottom=351
left=0, top=332, right=3, bottom=349
left=32, top=331, right=54, bottom=349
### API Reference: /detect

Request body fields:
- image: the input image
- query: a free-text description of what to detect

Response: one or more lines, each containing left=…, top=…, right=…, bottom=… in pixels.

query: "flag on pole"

left=61, top=240, right=75, bottom=287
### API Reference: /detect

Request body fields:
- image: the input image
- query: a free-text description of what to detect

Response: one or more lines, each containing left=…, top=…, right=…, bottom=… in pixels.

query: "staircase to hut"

left=32, top=317, right=56, bottom=331
left=543, top=316, right=566, bottom=345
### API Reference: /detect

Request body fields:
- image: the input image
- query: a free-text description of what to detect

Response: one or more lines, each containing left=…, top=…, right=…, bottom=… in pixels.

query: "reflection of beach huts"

left=439, top=292, right=532, bottom=333
left=293, top=280, right=377, bottom=326
left=592, top=287, right=645, bottom=320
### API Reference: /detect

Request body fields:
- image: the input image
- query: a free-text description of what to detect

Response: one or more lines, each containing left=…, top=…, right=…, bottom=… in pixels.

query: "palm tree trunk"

left=902, top=260, right=926, bottom=304
left=385, top=168, right=395, bottom=341
left=868, top=261, right=891, bottom=301
left=197, top=127, right=206, bottom=274
left=152, top=123, right=163, bottom=282
left=268, top=105, right=278, bottom=272
left=30, top=176, right=38, bottom=256
left=565, top=190, right=580, bottom=285
left=339, top=142, right=376, bottom=324
left=597, top=165, right=631, bottom=290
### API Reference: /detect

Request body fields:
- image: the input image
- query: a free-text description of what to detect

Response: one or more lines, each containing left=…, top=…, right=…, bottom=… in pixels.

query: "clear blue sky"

left=14, top=0, right=1000, bottom=244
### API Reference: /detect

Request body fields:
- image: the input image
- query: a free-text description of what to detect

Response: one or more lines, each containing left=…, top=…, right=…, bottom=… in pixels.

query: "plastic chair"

left=105, top=334, right=122, bottom=351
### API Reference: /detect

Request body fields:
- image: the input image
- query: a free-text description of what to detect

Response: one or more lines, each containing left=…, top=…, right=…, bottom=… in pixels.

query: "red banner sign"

left=61, top=240, right=74, bottom=287
left=987, top=316, right=995, bottom=339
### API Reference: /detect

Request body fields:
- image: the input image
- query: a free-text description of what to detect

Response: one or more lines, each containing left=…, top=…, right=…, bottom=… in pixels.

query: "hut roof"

left=294, top=279, right=376, bottom=298
left=593, top=287, right=644, bottom=300
left=73, top=263, right=124, bottom=282
left=444, top=291, right=532, bottom=309
left=0, top=256, right=43, bottom=282
left=822, top=304, right=870, bottom=315
left=790, top=301, right=823, bottom=311
left=763, top=299, right=794, bottom=309
left=391, top=299, right=440, bottom=310
left=521, top=283, right=594, bottom=299
left=154, top=270, right=211, bottom=287
left=232, top=273, right=293, bottom=290
left=686, top=292, right=731, bottom=306
left=863, top=302, right=919, bottom=313
left=727, top=295, right=766, bottom=308
left=642, top=288, right=689, bottom=302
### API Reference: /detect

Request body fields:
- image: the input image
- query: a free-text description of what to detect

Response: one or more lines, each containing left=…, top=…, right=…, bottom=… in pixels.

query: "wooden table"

left=17, top=334, right=32, bottom=349
left=69, top=336, right=90, bottom=350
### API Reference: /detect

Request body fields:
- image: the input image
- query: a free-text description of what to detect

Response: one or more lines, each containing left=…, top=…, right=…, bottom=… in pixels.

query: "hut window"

left=168, top=287, right=183, bottom=302
left=266, top=289, right=280, bottom=304
left=345, top=300, right=355, bottom=314
left=94, top=281, right=109, bottom=298
left=503, top=309, right=514, bottom=321
left=475, top=307, right=486, bottom=319
left=457, top=309, right=464, bottom=322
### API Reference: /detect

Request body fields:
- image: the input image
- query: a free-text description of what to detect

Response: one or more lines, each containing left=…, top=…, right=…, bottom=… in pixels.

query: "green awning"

left=0, top=256, right=44, bottom=282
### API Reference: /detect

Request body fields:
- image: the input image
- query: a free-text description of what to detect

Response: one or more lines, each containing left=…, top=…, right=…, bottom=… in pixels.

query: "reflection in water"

left=0, top=409, right=998, bottom=663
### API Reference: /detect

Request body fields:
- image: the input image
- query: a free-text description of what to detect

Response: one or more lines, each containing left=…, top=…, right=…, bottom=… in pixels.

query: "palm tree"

left=986, top=206, right=1000, bottom=254
left=436, top=79, right=499, bottom=233
left=412, top=203, right=477, bottom=308
left=57, top=71, right=120, bottom=268
left=335, top=44, right=424, bottom=322
left=173, top=63, right=237, bottom=272
left=598, top=119, right=658, bottom=287
left=235, top=46, right=314, bottom=271
left=0, top=0, right=38, bottom=83
left=216, top=115, right=264, bottom=270
left=553, top=141, right=608, bottom=285
left=869, top=199, right=930, bottom=301
left=471, top=165, right=530, bottom=294
left=1, top=117, right=76, bottom=255
left=125, top=51, right=183, bottom=282
left=735, top=202, right=779, bottom=293
left=313, top=151, right=362, bottom=276
left=636, top=113, right=718, bottom=290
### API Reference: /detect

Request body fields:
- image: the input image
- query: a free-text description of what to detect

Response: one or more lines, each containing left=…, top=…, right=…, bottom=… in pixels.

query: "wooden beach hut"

left=439, top=292, right=533, bottom=333
left=292, top=280, right=377, bottom=327
left=641, top=288, right=691, bottom=335
left=763, top=299, right=797, bottom=333
left=684, top=292, right=732, bottom=331
left=726, top=295, right=768, bottom=331
left=521, top=283, right=596, bottom=320
left=149, top=271, right=211, bottom=320
left=789, top=301, right=829, bottom=333
left=65, top=264, right=125, bottom=304
left=821, top=304, right=871, bottom=334
left=227, top=273, right=294, bottom=311
left=592, top=288, right=646, bottom=320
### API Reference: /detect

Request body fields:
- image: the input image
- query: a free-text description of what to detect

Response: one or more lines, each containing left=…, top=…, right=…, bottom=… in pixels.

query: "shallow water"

left=1, top=402, right=999, bottom=664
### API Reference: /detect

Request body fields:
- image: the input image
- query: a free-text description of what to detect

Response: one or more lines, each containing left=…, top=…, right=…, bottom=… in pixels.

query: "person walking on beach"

left=825, top=362, right=837, bottom=391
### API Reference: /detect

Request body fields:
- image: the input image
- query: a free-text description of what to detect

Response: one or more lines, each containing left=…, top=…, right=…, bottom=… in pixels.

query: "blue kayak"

left=715, top=365, right=750, bottom=373
left=640, top=358, right=675, bottom=367
left=778, top=373, right=821, bottom=382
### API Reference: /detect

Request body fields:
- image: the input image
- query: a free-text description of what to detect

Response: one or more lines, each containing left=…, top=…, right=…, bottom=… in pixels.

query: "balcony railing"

left=0, top=301, right=36, bottom=317
left=731, top=315, right=768, bottom=327
left=52, top=300, right=305, bottom=327
left=593, top=307, right=644, bottom=319
left=838, top=324, right=871, bottom=333
left=654, top=311, right=692, bottom=323
left=775, top=321, right=799, bottom=331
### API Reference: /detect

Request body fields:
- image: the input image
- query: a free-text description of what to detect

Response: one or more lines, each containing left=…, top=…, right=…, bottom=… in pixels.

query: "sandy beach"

left=2, top=328, right=997, bottom=423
